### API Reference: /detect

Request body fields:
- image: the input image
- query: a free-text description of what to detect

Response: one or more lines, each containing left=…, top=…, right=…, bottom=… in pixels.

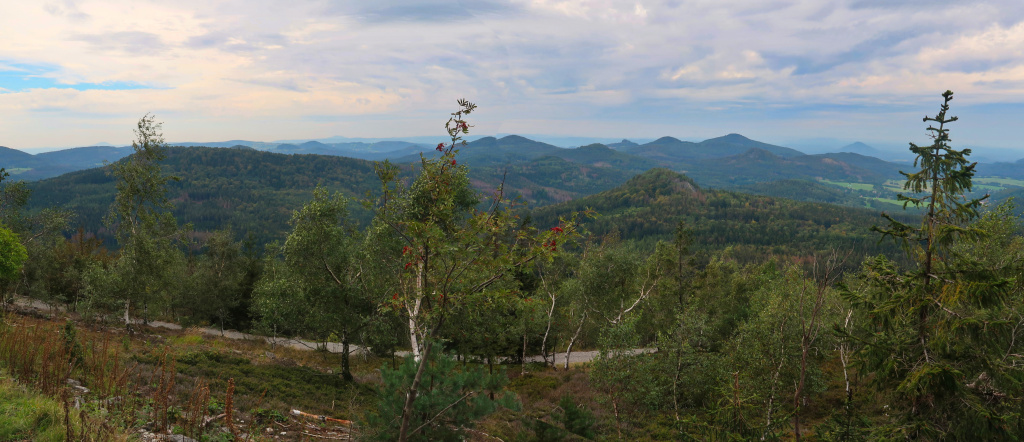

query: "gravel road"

left=12, top=296, right=654, bottom=364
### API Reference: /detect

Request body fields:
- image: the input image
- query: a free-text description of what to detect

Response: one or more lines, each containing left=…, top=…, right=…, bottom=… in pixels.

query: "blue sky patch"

left=0, top=61, right=156, bottom=93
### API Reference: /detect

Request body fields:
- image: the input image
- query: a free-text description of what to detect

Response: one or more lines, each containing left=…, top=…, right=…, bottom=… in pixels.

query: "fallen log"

left=290, top=409, right=353, bottom=426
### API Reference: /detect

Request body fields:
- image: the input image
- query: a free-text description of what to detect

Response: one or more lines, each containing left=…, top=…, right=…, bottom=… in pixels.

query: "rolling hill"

left=530, top=168, right=909, bottom=265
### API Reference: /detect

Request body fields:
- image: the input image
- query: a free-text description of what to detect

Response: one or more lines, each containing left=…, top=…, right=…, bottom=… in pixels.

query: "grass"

left=0, top=370, right=133, bottom=442
left=0, top=374, right=69, bottom=442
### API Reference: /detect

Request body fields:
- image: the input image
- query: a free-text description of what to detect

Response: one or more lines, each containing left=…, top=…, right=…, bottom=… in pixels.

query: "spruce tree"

left=850, top=91, right=1023, bottom=439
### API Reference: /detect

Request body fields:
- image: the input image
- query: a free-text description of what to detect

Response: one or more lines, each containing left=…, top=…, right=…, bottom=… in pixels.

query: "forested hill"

left=25, top=147, right=385, bottom=245
left=23, top=146, right=639, bottom=245
left=531, top=168, right=908, bottom=264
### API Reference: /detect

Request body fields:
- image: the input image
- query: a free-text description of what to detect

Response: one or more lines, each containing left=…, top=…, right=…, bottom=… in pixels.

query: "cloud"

left=1, top=0, right=1024, bottom=150
left=72, top=31, right=169, bottom=55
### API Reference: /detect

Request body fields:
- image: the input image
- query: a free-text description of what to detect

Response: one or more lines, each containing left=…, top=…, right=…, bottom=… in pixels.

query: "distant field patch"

left=975, top=177, right=1024, bottom=188
left=4, top=168, right=31, bottom=175
left=867, top=197, right=904, bottom=206
left=819, top=179, right=874, bottom=191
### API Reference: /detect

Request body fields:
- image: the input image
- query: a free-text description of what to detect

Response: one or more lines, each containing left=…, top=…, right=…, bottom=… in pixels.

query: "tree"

left=0, top=167, right=71, bottom=308
left=0, top=224, right=27, bottom=285
left=365, top=343, right=518, bottom=442
left=368, top=100, right=584, bottom=441
left=183, top=229, right=251, bottom=332
left=102, top=114, right=183, bottom=329
left=253, top=186, right=368, bottom=380
left=849, top=91, right=1023, bottom=438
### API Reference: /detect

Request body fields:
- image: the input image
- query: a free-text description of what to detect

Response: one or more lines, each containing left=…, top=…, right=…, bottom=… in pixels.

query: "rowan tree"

left=368, top=100, right=586, bottom=441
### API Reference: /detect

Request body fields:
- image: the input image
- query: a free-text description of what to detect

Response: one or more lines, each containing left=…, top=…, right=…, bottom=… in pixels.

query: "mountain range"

left=9, top=133, right=1024, bottom=223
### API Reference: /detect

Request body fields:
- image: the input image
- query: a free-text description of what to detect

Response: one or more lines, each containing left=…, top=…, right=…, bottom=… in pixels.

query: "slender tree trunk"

left=124, top=298, right=132, bottom=332
left=541, top=292, right=557, bottom=369
left=564, top=313, right=586, bottom=370
left=408, top=260, right=425, bottom=361
left=341, top=327, right=353, bottom=381
left=521, top=333, right=528, bottom=375
left=397, top=340, right=433, bottom=442
left=794, top=340, right=808, bottom=441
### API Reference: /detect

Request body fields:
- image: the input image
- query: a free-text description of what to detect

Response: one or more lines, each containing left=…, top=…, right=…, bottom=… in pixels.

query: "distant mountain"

left=838, top=142, right=882, bottom=157
left=1, top=145, right=41, bottom=167
left=169, top=140, right=281, bottom=150
left=37, top=146, right=133, bottom=169
left=1, top=145, right=77, bottom=180
left=606, top=139, right=639, bottom=150
left=267, top=140, right=432, bottom=160
left=701, top=134, right=805, bottom=158
left=976, top=158, right=1024, bottom=180
left=620, top=133, right=804, bottom=163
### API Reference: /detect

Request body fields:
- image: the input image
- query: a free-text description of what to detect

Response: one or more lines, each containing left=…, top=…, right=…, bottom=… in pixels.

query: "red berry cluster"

left=543, top=226, right=564, bottom=251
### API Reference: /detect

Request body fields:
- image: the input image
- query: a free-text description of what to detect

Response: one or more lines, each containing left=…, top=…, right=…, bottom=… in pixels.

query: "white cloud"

left=1, top=0, right=1024, bottom=149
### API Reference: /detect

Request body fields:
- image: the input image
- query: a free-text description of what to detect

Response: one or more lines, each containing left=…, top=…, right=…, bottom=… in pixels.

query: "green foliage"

left=0, top=166, right=72, bottom=305
left=99, top=114, right=186, bottom=325
left=181, top=228, right=260, bottom=330
left=557, top=395, right=596, bottom=439
left=366, top=346, right=520, bottom=441
left=0, top=224, right=26, bottom=283
left=253, top=185, right=367, bottom=379
left=61, top=320, right=84, bottom=366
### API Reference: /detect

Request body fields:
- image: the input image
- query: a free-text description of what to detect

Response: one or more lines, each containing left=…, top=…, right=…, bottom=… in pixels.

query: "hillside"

left=24, top=146, right=640, bottom=245
left=26, top=147, right=387, bottom=245
left=36, top=145, right=133, bottom=168
left=684, top=148, right=903, bottom=187
left=531, top=168, right=907, bottom=264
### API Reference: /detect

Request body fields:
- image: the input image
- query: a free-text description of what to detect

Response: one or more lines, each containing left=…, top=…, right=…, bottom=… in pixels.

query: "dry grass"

left=0, top=310, right=380, bottom=441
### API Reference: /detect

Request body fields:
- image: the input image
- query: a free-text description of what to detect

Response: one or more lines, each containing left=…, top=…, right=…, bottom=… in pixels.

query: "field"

left=4, top=168, right=31, bottom=175
left=818, top=178, right=875, bottom=191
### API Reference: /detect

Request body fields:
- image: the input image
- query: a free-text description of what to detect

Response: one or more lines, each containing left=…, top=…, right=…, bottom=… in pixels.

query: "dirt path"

left=11, top=296, right=653, bottom=364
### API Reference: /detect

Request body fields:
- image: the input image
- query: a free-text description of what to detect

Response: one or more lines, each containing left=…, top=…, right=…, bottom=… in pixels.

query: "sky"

left=3, top=0, right=1024, bottom=157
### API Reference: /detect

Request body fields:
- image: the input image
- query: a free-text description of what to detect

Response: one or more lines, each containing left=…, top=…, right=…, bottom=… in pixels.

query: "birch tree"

left=103, top=114, right=183, bottom=330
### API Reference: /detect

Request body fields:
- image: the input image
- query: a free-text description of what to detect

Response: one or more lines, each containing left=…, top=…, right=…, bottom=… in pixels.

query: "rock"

left=66, top=378, right=82, bottom=388
left=265, top=351, right=276, bottom=359
left=159, top=435, right=198, bottom=442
